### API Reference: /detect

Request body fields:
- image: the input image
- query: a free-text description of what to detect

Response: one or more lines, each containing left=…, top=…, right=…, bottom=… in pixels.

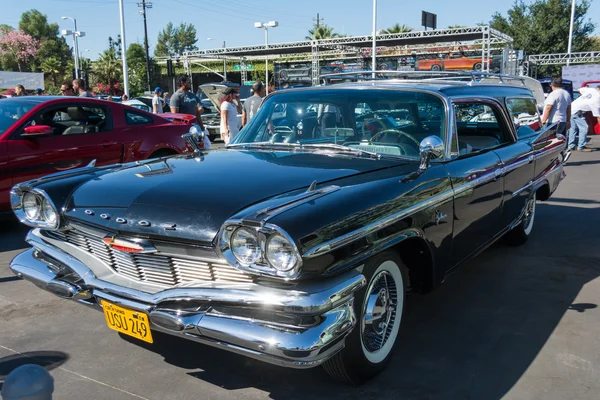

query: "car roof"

left=275, top=80, right=534, bottom=100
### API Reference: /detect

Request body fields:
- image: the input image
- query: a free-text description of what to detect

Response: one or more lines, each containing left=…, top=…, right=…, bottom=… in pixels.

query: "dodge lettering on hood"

left=9, top=73, right=566, bottom=384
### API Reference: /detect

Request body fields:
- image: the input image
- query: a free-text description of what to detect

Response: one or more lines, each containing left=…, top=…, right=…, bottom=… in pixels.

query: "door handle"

left=528, top=155, right=535, bottom=163
left=493, top=168, right=505, bottom=181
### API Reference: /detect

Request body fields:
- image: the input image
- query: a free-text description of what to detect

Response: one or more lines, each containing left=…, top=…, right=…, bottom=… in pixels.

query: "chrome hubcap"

left=362, top=271, right=398, bottom=353
left=524, top=197, right=535, bottom=230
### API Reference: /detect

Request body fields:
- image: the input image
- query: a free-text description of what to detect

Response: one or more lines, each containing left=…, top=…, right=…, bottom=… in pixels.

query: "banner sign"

left=0, top=71, right=45, bottom=90
left=562, top=64, right=600, bottom=90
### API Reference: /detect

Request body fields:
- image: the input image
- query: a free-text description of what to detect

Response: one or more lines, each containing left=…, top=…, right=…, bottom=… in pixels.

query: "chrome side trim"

left=512, top=159, right=563, bottom=197
left=304, top=187, right=455, bottom=258
left=534, top=146, right=560, bottom=160
left=503, top=156, right=532, bottom=174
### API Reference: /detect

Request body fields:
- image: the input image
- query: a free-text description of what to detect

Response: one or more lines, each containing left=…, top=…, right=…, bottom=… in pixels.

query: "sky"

left=1, top=0, right=599, bottom=61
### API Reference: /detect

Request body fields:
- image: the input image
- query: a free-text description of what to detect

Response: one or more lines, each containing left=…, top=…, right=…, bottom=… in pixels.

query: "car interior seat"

left=62, top=107, right=99, bottom=135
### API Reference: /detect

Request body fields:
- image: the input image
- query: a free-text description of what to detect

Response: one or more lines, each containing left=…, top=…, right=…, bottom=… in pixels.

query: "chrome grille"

left=48, top=230, right=254, bottom=286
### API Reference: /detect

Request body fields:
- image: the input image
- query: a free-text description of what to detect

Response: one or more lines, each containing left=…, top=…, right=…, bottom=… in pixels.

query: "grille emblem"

left=102, top=235, right=156, bottom=254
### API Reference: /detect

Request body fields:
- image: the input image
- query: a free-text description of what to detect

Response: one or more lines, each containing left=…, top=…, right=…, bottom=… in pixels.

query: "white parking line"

left=0, top=344, right=150, bottom=400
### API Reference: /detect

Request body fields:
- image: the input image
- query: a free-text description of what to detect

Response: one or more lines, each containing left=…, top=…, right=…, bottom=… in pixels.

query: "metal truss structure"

left=525, top=51, right=600, bottom=77
left=175, top=26, right=513, bottom=86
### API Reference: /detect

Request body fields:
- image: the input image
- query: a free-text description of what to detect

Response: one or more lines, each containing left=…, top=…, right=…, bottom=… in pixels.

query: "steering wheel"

left=369, top=128, right=420, bottom=152
left=361, top=118, right=388, bottom=138
left=269, top=126, right=294, bottom=143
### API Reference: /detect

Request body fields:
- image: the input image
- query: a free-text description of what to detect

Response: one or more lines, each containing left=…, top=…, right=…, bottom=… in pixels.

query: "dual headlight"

left=219, top=224, right=302, bottom=279
left=10, top=187, right=60, bottom=230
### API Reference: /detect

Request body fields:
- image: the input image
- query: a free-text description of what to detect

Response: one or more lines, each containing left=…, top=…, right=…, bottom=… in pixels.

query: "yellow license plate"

left=101, top=300, right=153, bottom=344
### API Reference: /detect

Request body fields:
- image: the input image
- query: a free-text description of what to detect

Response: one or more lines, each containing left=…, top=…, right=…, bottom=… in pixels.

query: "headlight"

left=23, top=192, right=41, bottom=221
left=266, top=234, right=298, bottom=272
left=41, top=198, right=58, bottom=226
left=231, top=227, right=261, bottom=265
left=10, top=186, right=61, bottom=230
left=189, top=124, right=200, bottom=135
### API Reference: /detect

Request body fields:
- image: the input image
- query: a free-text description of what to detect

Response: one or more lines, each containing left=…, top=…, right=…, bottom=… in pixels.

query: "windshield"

left=0, top=99, right=38, bottom=135
left=232, top=89, right=446, bottom=158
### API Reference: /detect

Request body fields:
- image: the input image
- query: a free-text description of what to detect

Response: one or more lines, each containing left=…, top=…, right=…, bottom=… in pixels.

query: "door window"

left=506, top=98, right=541, bottom=139
left=125, top=110, right=153, bottom=125
left=28, top=105, right=109, bottom=136
left=453, top=102, right=511, bottom=155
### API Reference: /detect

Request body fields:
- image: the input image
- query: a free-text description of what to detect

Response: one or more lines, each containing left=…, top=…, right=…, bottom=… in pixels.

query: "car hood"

left=199, top=83, right=240, bottom=113
left=65, top=149, right=406, bottom=244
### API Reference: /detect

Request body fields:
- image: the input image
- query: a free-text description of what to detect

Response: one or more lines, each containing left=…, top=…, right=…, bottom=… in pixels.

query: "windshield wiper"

left=300, top=143, right=381, bottom=159
left=226, top=142, right=299, bottom=150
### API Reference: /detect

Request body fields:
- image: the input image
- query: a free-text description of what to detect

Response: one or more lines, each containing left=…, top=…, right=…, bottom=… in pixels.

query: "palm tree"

left=40, top=57, right=62, bottom=87
left=93, top=49, right=121, bottom=95
left=381, top=24, right=413, bottom=34
left=306, top=24, right=341, bottom=40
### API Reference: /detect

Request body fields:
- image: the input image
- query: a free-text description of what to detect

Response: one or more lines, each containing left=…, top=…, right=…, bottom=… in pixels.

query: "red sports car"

left=0, top=96, right=198, bottom=214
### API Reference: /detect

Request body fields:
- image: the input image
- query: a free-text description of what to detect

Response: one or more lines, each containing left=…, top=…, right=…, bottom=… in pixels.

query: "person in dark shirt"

left=170, top=74, right=205, bottom=130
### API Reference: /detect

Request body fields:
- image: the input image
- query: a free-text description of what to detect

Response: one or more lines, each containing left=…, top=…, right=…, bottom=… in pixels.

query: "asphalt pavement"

left=1, top=143, right=599, bottom=399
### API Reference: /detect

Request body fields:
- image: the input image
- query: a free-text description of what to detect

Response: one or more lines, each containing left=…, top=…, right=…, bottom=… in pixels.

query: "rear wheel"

left=430, top=64, right=442, bottom=71
left=473, top=62, right=483, bottom=71
left=504, top=192, right=536, bottom=245
left=323, top=251, right=406, bottom=385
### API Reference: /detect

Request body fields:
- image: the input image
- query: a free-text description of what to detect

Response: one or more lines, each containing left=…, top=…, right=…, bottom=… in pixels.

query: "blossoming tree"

left=0, top=29, right=39, bottom=71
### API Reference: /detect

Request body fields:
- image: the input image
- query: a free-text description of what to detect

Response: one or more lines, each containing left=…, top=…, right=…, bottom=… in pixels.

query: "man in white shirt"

left=152, top=87, right=164, bottom=114
left=567, top=85, right=600, bottom=153
left=540, top=77, right=571, bottom=136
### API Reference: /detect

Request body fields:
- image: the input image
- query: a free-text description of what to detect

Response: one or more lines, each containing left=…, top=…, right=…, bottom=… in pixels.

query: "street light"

left=207, top=38, right=227, bottom=80
left=61, top=16, right=84, bottom=79
left=254, top=21, right=278, bottom=95
left=567, top=0, right=576, bottom=66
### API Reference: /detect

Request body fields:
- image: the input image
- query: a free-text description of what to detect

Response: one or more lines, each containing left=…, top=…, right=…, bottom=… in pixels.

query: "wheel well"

left=535, top=183, right=550, bottom=201
left=392, top=237, right=434, bottom=294
left=148, top=148, right=178, bottom=159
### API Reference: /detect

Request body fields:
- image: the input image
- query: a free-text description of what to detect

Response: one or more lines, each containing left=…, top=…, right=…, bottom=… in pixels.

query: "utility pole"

left=118, top=0, right=129, bottom=96
left=137, top=0, right=152, bottom=91
left=313, top=13, right=323, bottom=28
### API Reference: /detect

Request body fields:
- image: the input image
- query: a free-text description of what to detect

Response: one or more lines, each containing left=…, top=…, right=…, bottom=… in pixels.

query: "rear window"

left=125, top=110, right=153, bottom=125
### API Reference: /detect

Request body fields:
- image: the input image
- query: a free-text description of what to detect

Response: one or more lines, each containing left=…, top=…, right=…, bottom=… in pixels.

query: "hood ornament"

left=102, top=235, right=156, bottom=254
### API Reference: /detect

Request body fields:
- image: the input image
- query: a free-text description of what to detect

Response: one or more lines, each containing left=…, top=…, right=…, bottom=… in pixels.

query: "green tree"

left=381, top=24, right=413, bottom=34
left=154, top=22, right=197, bottom=57
left=41, top=57, right=62, bottom=86
left=94, top=49, right=121, bottom=95
left=306, top=24, right=341, bottom=40
left=127, top=43, right=150, bottom=96
left=17, top=9, right=72, bottom=79
left=490, top=0, right=595, bottom=56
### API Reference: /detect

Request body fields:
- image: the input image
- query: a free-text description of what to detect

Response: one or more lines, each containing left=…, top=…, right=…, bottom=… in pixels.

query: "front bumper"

left=10, top=230, right=365, bottom=369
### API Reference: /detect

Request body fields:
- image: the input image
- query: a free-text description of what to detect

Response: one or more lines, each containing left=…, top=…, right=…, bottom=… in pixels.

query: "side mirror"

left=419, top=136, right=445, bottom=171
left=23, top=125, right=53, bottom=136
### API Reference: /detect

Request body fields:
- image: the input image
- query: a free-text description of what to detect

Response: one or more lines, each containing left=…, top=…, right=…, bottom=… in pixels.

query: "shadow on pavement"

left=119, top=200, right=600, bottom=399
left=0, top=351, right=69, bottom=390
left=0, top=218, right=29, bottom=253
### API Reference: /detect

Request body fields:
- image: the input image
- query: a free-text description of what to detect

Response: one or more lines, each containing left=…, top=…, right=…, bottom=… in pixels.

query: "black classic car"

left=9, top=72, right=566, bottom=384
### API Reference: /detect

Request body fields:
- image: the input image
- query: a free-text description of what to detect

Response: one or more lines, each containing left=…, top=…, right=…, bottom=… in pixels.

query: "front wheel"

left=323, top=251, right=406, bottom=384
left=504, top=192, right=536, bottom=245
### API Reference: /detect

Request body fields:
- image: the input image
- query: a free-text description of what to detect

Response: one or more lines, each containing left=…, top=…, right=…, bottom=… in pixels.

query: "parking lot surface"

left=1, top=144, right=599, bottom=400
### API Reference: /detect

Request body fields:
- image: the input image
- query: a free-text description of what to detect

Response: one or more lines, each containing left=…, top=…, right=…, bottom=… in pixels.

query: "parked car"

left=0, top=96, right=199, bottom=214
left=133, top=96, right=170, bottom=113
left=123, top=99, right=151, bottom=113
left=539, top=78, right=574, bottom=99
left=417, top=52, right=487, bottom=71
left=198, top=82, right=243, bottom=142
left=9, top=75, right=566, bottom=384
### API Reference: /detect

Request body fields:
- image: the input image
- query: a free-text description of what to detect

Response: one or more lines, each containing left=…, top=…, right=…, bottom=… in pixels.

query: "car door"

left=0, top=140, right=11, bottom=211
left=446, top=98, right=509, bottom=266
left=7, top=103, right=123, bottom=188
left=495, top=97, right=540, bottom=228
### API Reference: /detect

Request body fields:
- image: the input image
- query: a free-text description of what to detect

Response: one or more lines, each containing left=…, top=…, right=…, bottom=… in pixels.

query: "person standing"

left=14, top=85, right=26, bottom=96
left=567, top=85, right=600, bottom=154
left=73, top=79, right=92, bottom=97
left=540, top=77, right=571, bottom=136
left=122, top=94, right=129, bottom=102
left=242, top=81, right=265, bottom=127
left=220, top=87, right=240, bottom=144
left=59, top=82, right=74, bottom=96
left=152, top=87, right=164, bottom=114
left=35, top=88, right=44, bottom=96
left=170, top=75, right=205, bottom=130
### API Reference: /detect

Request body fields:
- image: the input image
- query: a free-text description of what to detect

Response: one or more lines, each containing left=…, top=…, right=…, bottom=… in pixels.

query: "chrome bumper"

left=10, top=230, right=365, bottom=369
